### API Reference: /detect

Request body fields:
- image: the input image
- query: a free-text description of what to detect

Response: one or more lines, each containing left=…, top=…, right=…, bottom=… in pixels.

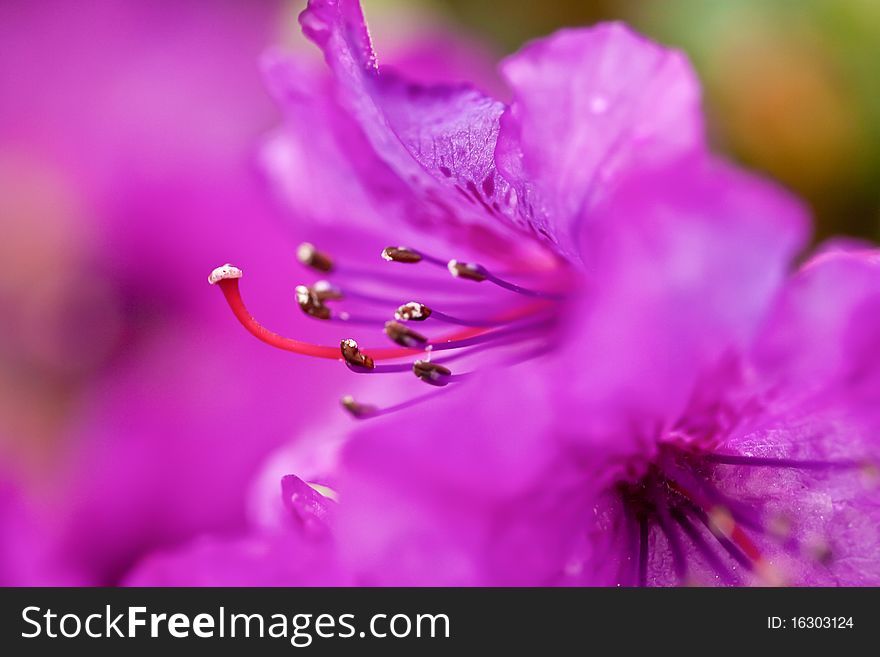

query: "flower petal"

left=334, top=373, right=566, bottom=585
left=292, top=0, right=561, bottom=263
left=754, top=248, right=880, bottom=401
left=124, top=531, right=347, bottom=586
left=496, top=22, right=705, bottom=258
left=549, top=157, right=808, bottom=466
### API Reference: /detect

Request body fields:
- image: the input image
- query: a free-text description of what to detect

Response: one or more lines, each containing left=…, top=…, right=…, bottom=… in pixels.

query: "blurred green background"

left=420, top=0, right=880, bottom=243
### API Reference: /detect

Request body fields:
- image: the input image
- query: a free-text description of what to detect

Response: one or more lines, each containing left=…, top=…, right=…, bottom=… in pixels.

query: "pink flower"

left=136, top=1, right=880, bottom=588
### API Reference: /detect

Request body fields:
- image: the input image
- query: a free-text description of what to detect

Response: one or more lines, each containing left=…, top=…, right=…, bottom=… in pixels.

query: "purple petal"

left=280, top=474, right=335, bottom=539
left=334, top=373, right=565, bottom=585
left=549, top=157, right=808, bottom=465
left=716, top=401, right=880, bottom=585
left=293, top=0, right=535, bottom=261
left=754, top=248, right=880, bottom=400
left=124, top=531, right=348, bottom=586
left=496, top=23, right=705, bottom=258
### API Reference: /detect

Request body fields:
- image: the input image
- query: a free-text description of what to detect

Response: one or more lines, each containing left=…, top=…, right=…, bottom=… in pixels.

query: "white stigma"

left=208, top=263, right=243, bottom=285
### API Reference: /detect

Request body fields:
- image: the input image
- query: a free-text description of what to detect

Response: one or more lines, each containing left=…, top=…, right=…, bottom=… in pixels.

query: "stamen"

left=671, top=507, right=737, bottom=584
left=704, top=454, right=858, bottom=470
left=384, top=321, right=428, bottom=348
left=340, top=339, right=375, bottom=371
left=340, top=395, right=378, bottom=419
left=210, top=264, right=339, bottom=359
left=395, top=302, right=432, bottom=321
left=382, top=245, right=565, bottom=299
left=412, top=360, right=452, bottom=386
left=690, top=505, right=754, bottom=571
left=296, top=285, right=331, bottom=320
left=312, top=280, right=344, bottom=301
left=653, top=502, right=688, bottom=581
left=296, top=242, right=334, bottom=273
left=447, top=259, right=488, bottom=282
left=396, top=301, right=507, bottom=327
left=637, top=514, right=650, bottom=587
left=211, top=264, right=517, bottom=361
left=340, top=388, right=454, bottom=420
left=643, top=477, right=688, bottom=581
left=618, top=504, right=640, bottom=587
left=381, top=246, right=423, bottom=264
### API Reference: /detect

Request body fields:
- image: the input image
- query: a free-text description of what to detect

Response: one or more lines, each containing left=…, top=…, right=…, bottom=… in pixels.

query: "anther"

left=340, top=395, right=378, bottom=419
left=208, top=263, right=243, bottom=285
left=297, top=242, right=334, bottom=273
left=807, top=540, right=834, bottom=566
left=412, top=360, right=452, bottom=386
left=447, top=259, right=488, bottom=282
left=312, top=280, right=344, bottom=302
left=295, top=285, right=331, bottom=320
left=381, top=246, right=422, bottom=263
left=394, top=301, right=432, bottom=322
left=340, top=338, right=375, bottom=371
left=384, top=321, right=428, bottom=348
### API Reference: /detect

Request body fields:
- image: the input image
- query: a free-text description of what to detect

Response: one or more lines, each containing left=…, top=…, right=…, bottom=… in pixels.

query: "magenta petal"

left=550, top=158, right=808, bottom=464
left=754, top=249, right=880, bottom=400
left=295, top=0, right=529, bottom=257
left=280, top=474, right=335, bottom=539
left=334, top=374, right=563, bottom=585
left=124, top=531, right=347, bottom=586
left=496, top=23, right=705, bottom=258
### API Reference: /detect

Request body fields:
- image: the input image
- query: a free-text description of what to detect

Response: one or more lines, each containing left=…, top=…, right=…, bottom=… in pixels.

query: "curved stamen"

left=211, top=265, right=339, bottom=359
left=704, top=454, right=859, bottom=470
left=684, top=503, right=754, bottom=571
left=637, top=513, right=650, bottom=587
left=396, top=302, right=508, bottom=327
left=211, top=264, right=539, bottom=362
left=671, top=507, right=738, bottom=585
left=652, top=501, right=688, bottom=581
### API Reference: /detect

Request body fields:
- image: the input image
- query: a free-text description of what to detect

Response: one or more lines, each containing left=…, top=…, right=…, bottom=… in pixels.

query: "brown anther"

left=312, top=280, right=344, bottom=302
left=412, top=360, right=452, bottom=386
left=340, top=338, right=374, bottom=371
left=340, top=395, right=378, bottom=419
left=447, top=259, right=487, bottom=282
left=297, top=242, right=334, bottom=273
left=295, top=285, right=331, bottom=320
left=384, top=321, right=428, bottom=348
left=394, top=301, right=432, bottom=322
left=381, top=246, right=422, bottom=263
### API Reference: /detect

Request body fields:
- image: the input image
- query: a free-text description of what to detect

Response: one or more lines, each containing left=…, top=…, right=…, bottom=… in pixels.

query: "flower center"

left=210, top=242, right=569, bottom=417
left=612, top=443, right=867, bottom=586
